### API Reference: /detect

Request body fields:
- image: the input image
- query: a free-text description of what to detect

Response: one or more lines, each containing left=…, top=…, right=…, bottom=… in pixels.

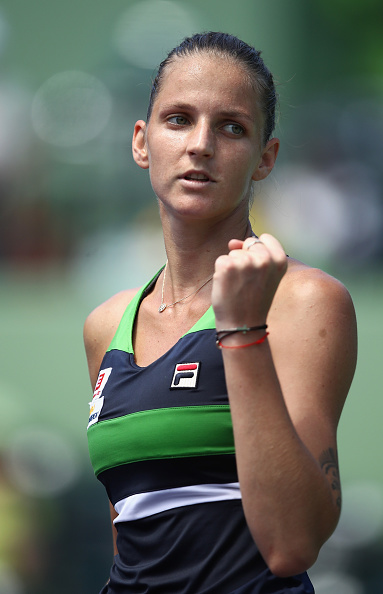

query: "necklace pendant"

left=158, top=303, right=167, bottom=313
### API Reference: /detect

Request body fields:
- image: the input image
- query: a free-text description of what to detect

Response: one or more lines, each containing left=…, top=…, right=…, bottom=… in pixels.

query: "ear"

left=252, top=138, right=280, bottom=181
left=132, top=120, right=149, bottom=169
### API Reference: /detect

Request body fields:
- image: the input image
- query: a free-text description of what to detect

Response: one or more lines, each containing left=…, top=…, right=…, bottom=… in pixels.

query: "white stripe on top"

left=114, top=482, right=241, bottom=523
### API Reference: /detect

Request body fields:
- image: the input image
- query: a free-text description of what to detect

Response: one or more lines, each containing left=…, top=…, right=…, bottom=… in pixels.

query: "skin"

left=84, top=52, right=357, bottom=578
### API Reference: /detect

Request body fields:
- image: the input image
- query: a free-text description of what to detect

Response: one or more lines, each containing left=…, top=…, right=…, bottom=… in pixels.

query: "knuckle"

left=275, top=252, right=288, bottom=271
left=215, top=254, right=231, bottom=269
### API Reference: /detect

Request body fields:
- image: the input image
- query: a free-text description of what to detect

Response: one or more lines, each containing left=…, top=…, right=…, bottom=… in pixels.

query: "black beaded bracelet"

left=215, top=324, right=268, bottom=346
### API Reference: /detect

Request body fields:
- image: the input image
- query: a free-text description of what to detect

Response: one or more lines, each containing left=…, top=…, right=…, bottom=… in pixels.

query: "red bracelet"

left=217, top=332, right=269, bottom=349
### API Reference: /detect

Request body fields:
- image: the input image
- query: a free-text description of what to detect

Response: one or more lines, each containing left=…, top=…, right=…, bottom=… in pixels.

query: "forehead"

left=153, top=53, right=260, bottom=117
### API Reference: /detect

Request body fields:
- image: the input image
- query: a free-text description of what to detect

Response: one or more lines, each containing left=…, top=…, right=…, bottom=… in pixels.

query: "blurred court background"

left=0, top=0, right=382, bottom=592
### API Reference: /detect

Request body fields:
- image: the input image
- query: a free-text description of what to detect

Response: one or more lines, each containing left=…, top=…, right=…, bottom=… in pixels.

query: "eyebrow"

left=159, top=102, right=254, bottom=123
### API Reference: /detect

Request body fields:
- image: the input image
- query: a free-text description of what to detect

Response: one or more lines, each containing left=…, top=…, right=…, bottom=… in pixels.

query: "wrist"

left=215, top=324, right=269, bottom=349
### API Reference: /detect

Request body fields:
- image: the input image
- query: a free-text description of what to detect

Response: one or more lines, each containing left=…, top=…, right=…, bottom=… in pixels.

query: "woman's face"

left=133, top=53, right=278, bottom=223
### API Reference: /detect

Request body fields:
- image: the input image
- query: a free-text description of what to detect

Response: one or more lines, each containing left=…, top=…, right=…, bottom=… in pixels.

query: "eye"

left=223, top=123, right=244, bottom=136
left=168, top=115, right=189, bottom=126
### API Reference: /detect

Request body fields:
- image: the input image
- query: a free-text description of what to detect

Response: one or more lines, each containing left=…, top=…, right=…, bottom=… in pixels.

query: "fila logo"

left=171, top=362, right=200, bottom=389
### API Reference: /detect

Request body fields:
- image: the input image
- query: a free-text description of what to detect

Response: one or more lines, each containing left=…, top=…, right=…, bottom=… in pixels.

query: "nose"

left=187, top=119, right=214, bottom=158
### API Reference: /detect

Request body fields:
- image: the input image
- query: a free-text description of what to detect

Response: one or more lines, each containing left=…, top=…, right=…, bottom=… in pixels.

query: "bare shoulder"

left=83, top=288, right=139, bottom=388
left=272, top=257, right=356, bottom=323
left=84, top=288, right=139, bottom=343
left=269, top=258, right=357, bottom=425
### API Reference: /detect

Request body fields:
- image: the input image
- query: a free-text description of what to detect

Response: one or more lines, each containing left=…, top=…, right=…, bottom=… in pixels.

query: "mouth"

left=181, top=170, right=215, bottom=183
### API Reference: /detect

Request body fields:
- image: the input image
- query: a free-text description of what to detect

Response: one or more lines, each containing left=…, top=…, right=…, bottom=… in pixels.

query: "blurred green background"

left=0, top=1, right=382, bottom=592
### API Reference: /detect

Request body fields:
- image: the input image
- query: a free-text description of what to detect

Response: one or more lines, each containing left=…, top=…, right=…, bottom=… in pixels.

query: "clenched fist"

left=212, top=234, right=287, bottom=328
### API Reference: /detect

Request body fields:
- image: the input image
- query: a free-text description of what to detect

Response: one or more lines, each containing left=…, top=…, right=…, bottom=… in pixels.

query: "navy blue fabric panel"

left=97, top=328, right=227, bottom=423
left=99, top=500, right=314, bottom=594
left=229, top=573, right=314, bottom=593
left=98, top=454, right=238, bottom=504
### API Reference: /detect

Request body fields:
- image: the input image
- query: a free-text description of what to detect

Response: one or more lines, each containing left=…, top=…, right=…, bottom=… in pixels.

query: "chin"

left=159, top=197, right=219, bottom=219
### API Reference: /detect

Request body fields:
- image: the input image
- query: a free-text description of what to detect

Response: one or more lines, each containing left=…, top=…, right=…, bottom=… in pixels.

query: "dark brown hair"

left=146, top=32, right=278, bottom=145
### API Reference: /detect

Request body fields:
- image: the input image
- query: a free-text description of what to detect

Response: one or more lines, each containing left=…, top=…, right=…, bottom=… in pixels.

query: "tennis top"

left=87, top=270, right=314, bottom=593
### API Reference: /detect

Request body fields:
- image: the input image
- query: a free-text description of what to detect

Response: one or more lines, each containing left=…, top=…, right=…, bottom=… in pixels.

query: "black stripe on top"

left=98, top=453, right=238, bottom=506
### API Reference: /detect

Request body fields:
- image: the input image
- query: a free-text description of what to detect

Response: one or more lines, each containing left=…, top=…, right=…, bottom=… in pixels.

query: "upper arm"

left=84, top=290, right=139, bottom=558
left=83, top=305, right=112, bottom=390
left=269, top=268, right=357, bottom=460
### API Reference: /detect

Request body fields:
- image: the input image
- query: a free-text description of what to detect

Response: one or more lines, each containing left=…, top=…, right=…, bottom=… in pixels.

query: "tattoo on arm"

left=319, top=447, right=341, bottom=509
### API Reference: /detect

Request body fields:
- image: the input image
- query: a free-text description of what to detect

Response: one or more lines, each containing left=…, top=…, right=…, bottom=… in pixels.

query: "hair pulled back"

left=146, top=31, right=278, bottom=145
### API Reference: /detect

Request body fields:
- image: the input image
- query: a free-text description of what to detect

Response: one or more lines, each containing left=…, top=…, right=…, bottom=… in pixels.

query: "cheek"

left=147, top=154, right=171, bottom=197
left=147, top=141, right=164, bottom=175
left=232, top=163, right=257, bottom=204
left=222, top=142, right=257, bottom=178
left=231, top=160, right=256, bottom=191
left=147, top=133, right=180, bottom=168
left=148, top=164, right=165, bottom=191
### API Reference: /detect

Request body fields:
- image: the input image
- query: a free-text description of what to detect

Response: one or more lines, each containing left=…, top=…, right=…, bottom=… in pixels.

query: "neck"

left=160, top=212, right=253, bottom=288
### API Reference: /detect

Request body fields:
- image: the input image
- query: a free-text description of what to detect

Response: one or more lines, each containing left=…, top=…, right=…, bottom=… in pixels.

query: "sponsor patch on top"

left=93, top=367, right=112, bottom=399
left=87, top=367, right=112, bottom=429
left=87, top=396, right=105, bottom=429
left=171, top=362, right=200, bottom=389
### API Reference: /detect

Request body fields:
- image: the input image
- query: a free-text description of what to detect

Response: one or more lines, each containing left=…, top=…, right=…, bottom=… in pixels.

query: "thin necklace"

left=158, top=261, right=214, bottom=313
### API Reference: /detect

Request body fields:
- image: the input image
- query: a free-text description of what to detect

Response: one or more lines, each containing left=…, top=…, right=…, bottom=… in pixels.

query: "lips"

left=181, top=170, right=215, bottom=182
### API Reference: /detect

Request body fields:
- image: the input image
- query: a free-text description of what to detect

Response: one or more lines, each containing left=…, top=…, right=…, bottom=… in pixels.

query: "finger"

left=228, top=238, right=244, bottom=251
left=258, top=233, right=287, bottom=270
left=242, top=236, right=264, bottom=251
left=258, top=233, right=285, bottom=255
left=228, top=236, right=267, bottom=262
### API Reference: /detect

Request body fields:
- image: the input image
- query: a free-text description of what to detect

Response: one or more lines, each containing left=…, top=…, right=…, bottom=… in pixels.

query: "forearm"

left=222, top=338, right=339, bottom=575
left=212, top=234, right=355, bottom=576
left=109, top=501, right=119, bottom=557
